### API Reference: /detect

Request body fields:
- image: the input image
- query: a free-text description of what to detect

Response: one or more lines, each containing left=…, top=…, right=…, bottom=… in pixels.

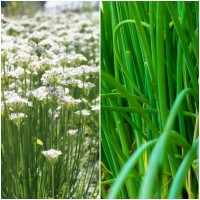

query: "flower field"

left=1, top=5, right=99, bottom=199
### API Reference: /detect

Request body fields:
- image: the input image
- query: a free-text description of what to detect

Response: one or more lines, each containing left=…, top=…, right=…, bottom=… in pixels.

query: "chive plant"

left=1, top=5, right=99, bottom=199
left=101, top=1, right=199, bottom=199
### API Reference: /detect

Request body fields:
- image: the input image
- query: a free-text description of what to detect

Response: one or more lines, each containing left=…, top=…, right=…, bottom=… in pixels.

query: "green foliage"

left=101, top=1, right=199, bottom=199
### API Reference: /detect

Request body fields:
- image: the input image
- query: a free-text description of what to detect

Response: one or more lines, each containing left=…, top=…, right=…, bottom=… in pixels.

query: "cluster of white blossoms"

left=1, top=9, right=99, bottom=124
left=9, top=112, right=27, bottom=126
left=42, top=149, right=62, bottom=159
left=67, top=129, right=78, bottom=135
left=74, top=109, right=91, bottom=116
left=42, top=149, right=62, bottom=165
left=2, top=91, right=32, bottom=126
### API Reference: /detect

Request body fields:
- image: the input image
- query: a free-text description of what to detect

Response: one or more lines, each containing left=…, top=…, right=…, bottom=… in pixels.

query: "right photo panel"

left=101, top=1, right=199, bottom=199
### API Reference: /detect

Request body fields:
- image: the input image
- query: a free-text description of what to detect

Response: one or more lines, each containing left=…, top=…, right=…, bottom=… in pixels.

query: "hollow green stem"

left=168, top=138, right=199, bottom=199
left=52, top=165, right=55, bottom=199
left=107, top=139, right=158, bottom=199
left=156, top=2, right=168, bottom=130
left=166, top=2, right=198, bottom=97
left=139, top=88, right=196, bottom=198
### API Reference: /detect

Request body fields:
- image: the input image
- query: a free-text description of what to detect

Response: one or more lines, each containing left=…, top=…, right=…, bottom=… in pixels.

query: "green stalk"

left=129, top=2, right=157, bottom=96
left=113, top=20, right=150, bottom=103
left=156, top=2, right=168, bottom=130
left=102, top=70, right=159, bottom=135
left=107, top=139, right=157, bottom=199
left=101, top=115, right=127, bottom=198
left=176, top=2, right=187, bottom=138
left=52, top=165, right=55, bottom=199
left=149, top=2, right=156, bottom=74
left=109, top=105, right=138, bottom=197
left=101, top=93, right=149, bottom=104
left=184, top=2, right=198, bottom=60
left=156, top=3, right=170, bottom=196
left=139, top=88, right=196, bottom=198
left=168, top=138, right=199, bottom=199
left=166, top=2, right=198, bottom=97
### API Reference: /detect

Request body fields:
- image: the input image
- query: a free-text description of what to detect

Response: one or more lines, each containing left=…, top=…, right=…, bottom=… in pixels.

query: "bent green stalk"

left=113, top=19, right=150, bottom=103
left=102, top=70, right=159, bottom=135
left=129, top=2, right=157, bottom=95
left=168, top=138, right=199, bottom=198
left=107, top=139, right=158, bottom=199
left=139, top=88, right=196, bottom=198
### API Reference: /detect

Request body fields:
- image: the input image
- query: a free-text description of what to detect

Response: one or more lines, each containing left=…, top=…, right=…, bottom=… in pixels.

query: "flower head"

left=42, top=149, right=62, bottom=165
left=9, top=112, right=27, bottom=126
left=67, top=129, right=78, bottom=136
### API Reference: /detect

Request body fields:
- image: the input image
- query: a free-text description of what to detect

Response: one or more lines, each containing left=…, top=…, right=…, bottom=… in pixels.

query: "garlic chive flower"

left=67, top=129, right=78, bottom=135
left=74, top=109, right=90, bottom=116
left=42, top=149, right=62, bottom=165
left=91, top=104, right=100, bottom=111
left=9, top=112, right=27, bottom=126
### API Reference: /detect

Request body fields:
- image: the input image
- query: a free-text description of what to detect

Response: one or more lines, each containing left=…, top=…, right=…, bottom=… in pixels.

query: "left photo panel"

left=1, top=1, right=100, bottom=199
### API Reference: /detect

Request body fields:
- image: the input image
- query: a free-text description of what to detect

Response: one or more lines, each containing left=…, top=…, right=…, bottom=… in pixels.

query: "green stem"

left=52, top=165, right=55, bottom=199
left=165, top=2, right=198, bottom=98
left=107, top=139, right=158, bottom=199
left=113, top=19, right=150, bottom=103
left=168, top=138, right=199, bottom=199
left=129, top=2, right=157, bottom=96
left=156, top=2, right=168, bottom=130
left=139, top=88, right=196, bottom=198
left=102, top=70, right=159, bottom=135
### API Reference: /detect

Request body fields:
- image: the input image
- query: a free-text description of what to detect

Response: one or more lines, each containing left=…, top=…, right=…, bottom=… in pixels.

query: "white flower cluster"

left=2, top=92, right=32, bottom=125
left=28, top=31, right=47, bottom=44
left=42, top=149, right=62, bottom=159
left=9, top=112, right=27, bottom=126
left=67, top=129, right=78, bottom=135
left=5, top=94, right=32, bottom=108
left=48, top=106, right=61, bottom=119
left=1, top=10, right=99, bottom=113
left=42, top=149, right=62, bottom=165
left=74, top=109, right=91, bottom=116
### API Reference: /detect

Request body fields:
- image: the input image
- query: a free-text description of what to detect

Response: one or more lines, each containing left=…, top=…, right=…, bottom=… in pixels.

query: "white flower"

left=28, top=31, right=47, bottom=44
left=91, top=104, right=100, bottom=111
left=9, top=112, right=27, bottom=126
left=39, top=39, right=54, bottom=49
left=30, top=86, right=48, bottom=101
left=59, top=53, right=87, bottom=66
left=67, top=129, right=78, bottom=135
left=14, top=51, right=33, bottom=66
left=77, top=82, right=95, bottom=89
left=60, top=95, right=81, bottom=104
left=56, top=35, right=74, bottom=46
left=7, top=67, right=25, bottom=78
left=48, top=106, right=61, bottom=119
left=42, top=149, right=62, bottom=159
left=42, top=149, right=62, bottom=165
left=74, top=109, right=90, bottom=116
left=41, top=67, right=63, bottom=85
left=9, top=112, right=27, bottom=120
left=5, top=95, right=33, bottom=109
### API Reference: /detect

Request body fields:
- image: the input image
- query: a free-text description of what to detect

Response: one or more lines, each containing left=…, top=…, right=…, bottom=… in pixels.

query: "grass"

left=1, top=5, right=99, bottom=199
left=101, top=1, right=199, bottom=199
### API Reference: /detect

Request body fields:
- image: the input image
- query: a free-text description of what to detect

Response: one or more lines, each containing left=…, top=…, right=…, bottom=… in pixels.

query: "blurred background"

left=1, top=1, right=99, bottom=17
